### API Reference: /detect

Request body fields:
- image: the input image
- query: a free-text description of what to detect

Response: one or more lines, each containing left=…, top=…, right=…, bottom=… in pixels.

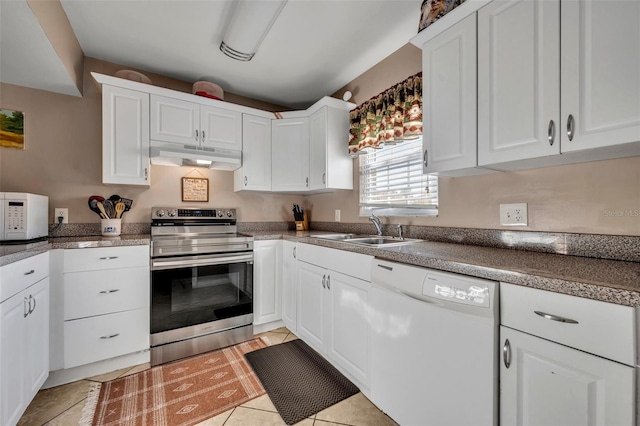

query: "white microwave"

left=0, top=192, right=49, bottom=241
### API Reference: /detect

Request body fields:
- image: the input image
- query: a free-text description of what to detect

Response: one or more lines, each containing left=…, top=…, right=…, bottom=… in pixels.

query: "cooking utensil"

left=89, top=195, right=105, bottom=202
left=102, top=199, right=115, bottom=219
left=115, top=202, right=125, bottom=219
left=88, top=199, right=105, bottom=218
left=95, top=200, right=109, bottom=219
left=109, top=194, right=122, bottom=203
left=120, top=198, right=133, bottom=212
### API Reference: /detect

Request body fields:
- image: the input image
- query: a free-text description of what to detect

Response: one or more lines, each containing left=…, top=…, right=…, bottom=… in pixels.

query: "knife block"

left=295, top=211, right=308, bottom=231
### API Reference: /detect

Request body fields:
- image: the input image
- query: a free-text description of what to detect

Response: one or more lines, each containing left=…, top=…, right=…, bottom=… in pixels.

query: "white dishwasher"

left=370, top=258, right=498, bottom=426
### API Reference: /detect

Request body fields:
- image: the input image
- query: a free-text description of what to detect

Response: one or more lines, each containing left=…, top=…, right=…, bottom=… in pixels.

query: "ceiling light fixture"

left=220, top=0, right=288, bottom=61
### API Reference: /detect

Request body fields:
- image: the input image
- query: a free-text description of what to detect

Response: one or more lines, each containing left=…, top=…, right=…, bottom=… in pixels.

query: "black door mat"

left=244, top=339, right=359, bottom=425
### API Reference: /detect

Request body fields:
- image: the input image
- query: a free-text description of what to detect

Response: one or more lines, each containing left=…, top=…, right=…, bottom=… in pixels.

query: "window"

left=359, top=137, right=438, bottom=216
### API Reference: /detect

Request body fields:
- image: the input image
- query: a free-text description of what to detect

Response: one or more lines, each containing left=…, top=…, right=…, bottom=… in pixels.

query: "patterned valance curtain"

left=348, top=72, right=422, bottom=157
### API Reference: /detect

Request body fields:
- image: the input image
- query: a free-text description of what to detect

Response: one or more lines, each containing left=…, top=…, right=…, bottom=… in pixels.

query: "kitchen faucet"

left=369, top=214, right=383, bottom=236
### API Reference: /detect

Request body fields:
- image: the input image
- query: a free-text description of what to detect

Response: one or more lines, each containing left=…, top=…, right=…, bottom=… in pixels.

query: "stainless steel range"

left=150, top=207, right=254, bottom=366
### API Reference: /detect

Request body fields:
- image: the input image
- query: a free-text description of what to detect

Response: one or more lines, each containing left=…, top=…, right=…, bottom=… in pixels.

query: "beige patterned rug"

left=81, top=338, right=267, bottom=426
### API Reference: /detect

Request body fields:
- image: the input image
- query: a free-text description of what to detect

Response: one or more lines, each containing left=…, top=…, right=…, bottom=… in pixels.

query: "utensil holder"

left=101, top=219, right=122, bottom=237
left=295, top=212, right=308, bottom=231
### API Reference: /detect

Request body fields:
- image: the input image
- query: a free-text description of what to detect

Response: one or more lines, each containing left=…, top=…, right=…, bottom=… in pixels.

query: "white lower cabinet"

left=60, top=246, right=150, bottom=370
left=500, top=282, right=636, bottom=425
left=296, top=244, right=372, bottom=390
left=253, top=240, right=282, bottom=326
left=0, top=253, right=49, bottom=426
left=281, top=241, right=297, bottom=331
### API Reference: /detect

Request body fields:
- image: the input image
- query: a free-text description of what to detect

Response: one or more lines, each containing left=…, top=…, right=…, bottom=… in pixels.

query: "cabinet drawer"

left=500, top=283, right=635, bottom=365
left=64, top=246, right=149, bottom=272
left=298, top=244, right=373, bottom=282
left=64, top=266, right=149, bottom=320
left=64, top=308, right=149, bottom=368
left=0, top=252, right=48, bottom=303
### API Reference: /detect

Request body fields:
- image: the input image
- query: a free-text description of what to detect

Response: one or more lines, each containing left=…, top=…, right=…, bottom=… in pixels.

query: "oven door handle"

left=151, top=253, right=254, bottom=270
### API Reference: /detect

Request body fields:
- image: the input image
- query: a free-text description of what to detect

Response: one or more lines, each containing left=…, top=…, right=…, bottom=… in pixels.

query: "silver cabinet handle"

left=423, top=149, right=428, bottom=168
left=293, top=247, right=296, bottom=259
left=548, top=120, right=555, bottom=146
left=202, top=130, right=205, bottom=142
left=100, top=333, right=120, bottom=340
left=29, top=294, right=36, bottom=315
left=377, top=264, right=393, bottom=271
left=99, top=289, right=120, bottom=294
left=322, top=274, right=326, bottom=289
left=305, top=177, right=309, bottom=187
left=24, top=269, right=35, bottom=276
left=534, top=310, right=579, bottom=324
left=244, top=176, right=248, bottom=186
left=327, top=275, right=330, bottom=290
left=24, top=296, right=29, bottom=318
left=322, top=173, right=326, bottom=184
left=566, top=114, right=575, bottom=141
left=503, top=339, right=511, bottom=368
left=195, top=129, right=199, bottom=141
left=99, top=256, right=118, bottom=260
left=145, top=167, right=149, bottom=181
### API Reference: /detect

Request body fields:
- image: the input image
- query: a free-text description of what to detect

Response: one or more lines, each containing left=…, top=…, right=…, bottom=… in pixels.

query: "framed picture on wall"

left=181, top=177, right=209, bottom=202
left=0, top=109, right=25, bottom=150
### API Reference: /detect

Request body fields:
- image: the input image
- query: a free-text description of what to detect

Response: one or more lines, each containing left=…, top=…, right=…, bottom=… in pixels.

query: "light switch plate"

left=335, top=209, right=341, bottom=222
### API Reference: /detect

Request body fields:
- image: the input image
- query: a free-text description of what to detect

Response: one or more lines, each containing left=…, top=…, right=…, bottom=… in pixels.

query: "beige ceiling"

left=1, top=0, right=422, bottom=109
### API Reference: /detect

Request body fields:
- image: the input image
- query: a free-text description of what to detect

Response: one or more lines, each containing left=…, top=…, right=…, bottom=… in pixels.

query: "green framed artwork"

left=0, top=109, right=25, bottom=149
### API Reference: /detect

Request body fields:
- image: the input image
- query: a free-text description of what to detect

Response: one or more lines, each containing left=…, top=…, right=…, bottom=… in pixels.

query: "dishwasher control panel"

left=426, top=275, right=490, bottom=307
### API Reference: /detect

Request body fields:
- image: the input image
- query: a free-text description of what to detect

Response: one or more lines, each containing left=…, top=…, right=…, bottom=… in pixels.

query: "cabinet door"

left=297, top=261, right=327, bottom=351
left=327, top=272, right=369, bottom=387
left=235, top=114, right=272, bottom=191
left=102, top=85, right=150, bottom=186
left=500, top=326, right=634, bottom=426
left=272, top=118, right=310, bottom=191
left=561, top=0, right=640, bottom=153
left=253, top=241, right=282, bottom=325
left=478, top=0, right=560, bottom=166
left=200, top=105, right=242, bottom=150
left=0, top=291, right=27, bottom=426
left=422, top=14, right=478, bottom=174
left=309, top=107, right=328, bottom=191
left=25, top=278, right=49, bottom=398
left=150, top=95, right=200, bottom=145
left=281, top=241, right=297, bottom=331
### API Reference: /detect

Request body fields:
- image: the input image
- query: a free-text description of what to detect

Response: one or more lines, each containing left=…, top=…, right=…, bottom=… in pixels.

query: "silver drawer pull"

left=99, top=256, right=118, bottom=260
left=503, top=339, right=511, bottom=368
left=377, top=264, right=393, bottom=271
left=534, top=310, right=579, bottom=324
left=99, top=289, right=120, bottom=294
left=100, top=333, right=120, bottom=340
left=24, top=269, right=35, bottom=275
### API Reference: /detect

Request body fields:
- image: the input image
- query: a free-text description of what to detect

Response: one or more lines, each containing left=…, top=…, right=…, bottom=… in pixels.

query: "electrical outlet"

left=500, top=203, right=527, bottom=226
left=54, top=208, right=69, bottom=224
left=334, top=209, right=341, bottom=222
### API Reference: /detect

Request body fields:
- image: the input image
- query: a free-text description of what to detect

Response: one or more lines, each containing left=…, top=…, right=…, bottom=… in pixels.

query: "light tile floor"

left=19, top=327, right=398, bottom=426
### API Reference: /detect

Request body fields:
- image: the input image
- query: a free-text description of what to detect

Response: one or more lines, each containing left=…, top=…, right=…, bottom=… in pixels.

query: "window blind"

left=359, top=138, right=438, bottom=216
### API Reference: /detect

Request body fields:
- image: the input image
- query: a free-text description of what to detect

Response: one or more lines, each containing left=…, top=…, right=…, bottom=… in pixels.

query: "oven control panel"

left=152, top=207, right=236, bottom=220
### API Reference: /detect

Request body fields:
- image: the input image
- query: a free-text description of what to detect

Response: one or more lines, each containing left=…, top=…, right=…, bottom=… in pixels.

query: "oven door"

left=150, top=252, right=253, bottom=340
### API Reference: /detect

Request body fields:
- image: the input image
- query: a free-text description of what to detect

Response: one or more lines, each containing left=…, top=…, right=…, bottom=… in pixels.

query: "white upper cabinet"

left=478, top=0, right=560, bottom=166
left=150, top=94, right=242, bottom=151
left=101, top=85, right=150, bottom=186
left=560, top=0, right=640, bottom=154
left=422, top=14, right=483, bottom=176
left=271, top=117, right=310, bottom=192
left=235, top=114, right=272, bottom=192
left=309, top=106, right=353, bottom=191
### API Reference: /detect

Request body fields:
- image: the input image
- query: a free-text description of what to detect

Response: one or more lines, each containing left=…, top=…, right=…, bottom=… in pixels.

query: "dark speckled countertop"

left=2, top=230, right=639, bottom=307
left=246, top=230, right=640, bottom=307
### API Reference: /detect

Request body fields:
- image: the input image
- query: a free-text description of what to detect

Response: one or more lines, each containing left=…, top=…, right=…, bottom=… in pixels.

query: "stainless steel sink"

left=343, top=236, right=422, bottom=247
left=309, top=233, right=359, bottom=240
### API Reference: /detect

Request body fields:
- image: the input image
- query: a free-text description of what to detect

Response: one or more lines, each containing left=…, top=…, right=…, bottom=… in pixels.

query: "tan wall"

left=0, top=57, right=303, bottom=224
left=317, top=43, right=640, bottom=237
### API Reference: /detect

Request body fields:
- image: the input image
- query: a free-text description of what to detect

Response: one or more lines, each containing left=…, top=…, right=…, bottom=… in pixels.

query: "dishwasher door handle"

left=503, top=339, right=511, bottom=369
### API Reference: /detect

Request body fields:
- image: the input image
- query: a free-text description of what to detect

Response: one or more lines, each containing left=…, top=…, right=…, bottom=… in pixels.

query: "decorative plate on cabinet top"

left=114, top=70, right=152, bottom=84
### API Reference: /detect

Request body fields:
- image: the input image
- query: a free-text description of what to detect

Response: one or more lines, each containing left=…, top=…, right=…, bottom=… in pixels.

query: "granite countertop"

left=3, top=230, right=639, bottom=307
left=245, top=230, right=640, bottom=307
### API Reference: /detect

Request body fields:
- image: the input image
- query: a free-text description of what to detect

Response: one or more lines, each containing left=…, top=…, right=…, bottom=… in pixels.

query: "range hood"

left=150, top=143, right=241, bottom=171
